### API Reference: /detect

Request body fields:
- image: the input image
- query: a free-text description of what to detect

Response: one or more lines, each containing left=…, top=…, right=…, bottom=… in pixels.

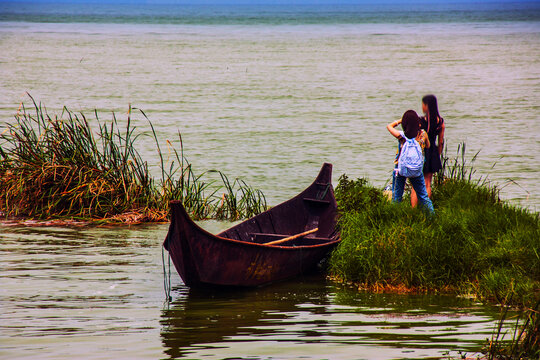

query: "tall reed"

left=484, top=300, right=539, bottom=359
left=435, top=142, right=480, bottom=184
left=0, top=95, right=266, bottom=222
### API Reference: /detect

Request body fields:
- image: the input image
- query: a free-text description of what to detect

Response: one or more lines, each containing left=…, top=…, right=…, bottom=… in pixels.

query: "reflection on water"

left=161, top=277, right=499, bottom=360
left=0, top=225, right=168, bottom=359
left=0, top=223, right=505, bottom=359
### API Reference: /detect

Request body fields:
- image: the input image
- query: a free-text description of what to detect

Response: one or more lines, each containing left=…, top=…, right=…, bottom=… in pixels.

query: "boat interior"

left=217, top=181, right=338, bottom=247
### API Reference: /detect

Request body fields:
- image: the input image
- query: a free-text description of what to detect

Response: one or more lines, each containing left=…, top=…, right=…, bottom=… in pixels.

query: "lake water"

left=0, top=2, right=538, bottom=359
left=0, top=2, right=539, bottom=210
left=1, top=222, right=505, bottom=360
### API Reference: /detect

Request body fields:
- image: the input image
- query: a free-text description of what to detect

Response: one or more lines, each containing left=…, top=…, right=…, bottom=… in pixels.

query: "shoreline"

left=327, top=275, right=463, bottom=297
left=0, top=212, right=170, bottom=228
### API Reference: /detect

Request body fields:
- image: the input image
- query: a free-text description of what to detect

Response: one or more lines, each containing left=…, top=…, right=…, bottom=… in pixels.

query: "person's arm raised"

left=387, top=119, right=402, bottom=139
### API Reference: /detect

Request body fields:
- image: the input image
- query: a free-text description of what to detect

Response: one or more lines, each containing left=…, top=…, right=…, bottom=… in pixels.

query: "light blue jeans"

left=392, top=170, right=435, bottom=214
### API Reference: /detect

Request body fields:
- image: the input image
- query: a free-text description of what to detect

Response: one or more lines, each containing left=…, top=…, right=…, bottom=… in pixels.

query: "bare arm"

left=387, top=119, right=402, bottom=139
left=422, top=130, right=430, bottom=149
left=438, top=121, right=445, bottom=155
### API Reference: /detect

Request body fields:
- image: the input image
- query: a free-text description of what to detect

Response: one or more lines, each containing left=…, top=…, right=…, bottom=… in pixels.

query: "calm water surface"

left=0, top=7, right=539, bottom=209
left=1, top=222, right=505, bottom=360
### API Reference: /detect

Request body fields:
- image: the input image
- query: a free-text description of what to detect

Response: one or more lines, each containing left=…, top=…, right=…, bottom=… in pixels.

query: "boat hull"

left=164, top=163, right=340, bottom=287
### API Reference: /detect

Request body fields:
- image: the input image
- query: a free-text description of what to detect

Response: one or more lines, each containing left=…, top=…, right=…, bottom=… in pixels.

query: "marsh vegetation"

left=484, top=300, right=539, bottom=359
left=329, top=145, right=539, bottom=308
left=329, top=144, right=539, bottom=358
left=0, top=96, right=266, bottom=223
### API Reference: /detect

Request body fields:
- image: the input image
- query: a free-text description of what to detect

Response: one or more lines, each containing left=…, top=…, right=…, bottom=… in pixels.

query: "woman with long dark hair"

left=411, top=94, right=445, bottom=207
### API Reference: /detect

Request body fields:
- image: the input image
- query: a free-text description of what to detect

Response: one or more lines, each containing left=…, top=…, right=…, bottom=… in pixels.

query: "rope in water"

left=161, top=244, right=172, bottom=302
left=317, top=183, right=331, bottom=200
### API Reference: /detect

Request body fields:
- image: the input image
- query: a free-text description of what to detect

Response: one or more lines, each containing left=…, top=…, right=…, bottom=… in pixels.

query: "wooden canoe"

left=163, top=163, right=340, bottom=287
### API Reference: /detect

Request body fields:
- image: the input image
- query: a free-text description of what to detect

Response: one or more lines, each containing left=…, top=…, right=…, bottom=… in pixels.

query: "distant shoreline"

left=2, top=1, right=539, bottom=26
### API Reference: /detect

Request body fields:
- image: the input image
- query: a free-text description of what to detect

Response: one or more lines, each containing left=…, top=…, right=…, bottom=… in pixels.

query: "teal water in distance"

left=2, top=2, right=540, bottom=25
left=0, top=3, right=538, bottom=358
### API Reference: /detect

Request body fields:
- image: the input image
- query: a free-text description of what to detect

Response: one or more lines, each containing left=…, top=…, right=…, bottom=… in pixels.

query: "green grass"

left=483, top=300, right=539, bottom=359
left=0, top=95, right=266, bottom=222
left=329, top=147, right=539, bottom=308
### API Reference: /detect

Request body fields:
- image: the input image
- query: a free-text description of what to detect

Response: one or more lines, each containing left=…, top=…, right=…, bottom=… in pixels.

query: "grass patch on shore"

left=329, top=147, right=539, bottom=308
left=0, top=95, right=266, bottom=223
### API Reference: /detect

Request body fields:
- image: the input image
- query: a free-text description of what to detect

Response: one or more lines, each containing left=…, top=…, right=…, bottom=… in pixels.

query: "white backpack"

left=397, top=133, right=424, bottom=178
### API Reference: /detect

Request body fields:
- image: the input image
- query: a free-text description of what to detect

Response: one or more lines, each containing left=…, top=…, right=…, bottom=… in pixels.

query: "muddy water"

left=1, top=223, right=504, bottom=359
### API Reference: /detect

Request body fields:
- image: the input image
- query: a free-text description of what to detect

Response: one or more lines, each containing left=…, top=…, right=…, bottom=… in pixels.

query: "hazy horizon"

left=2, top=0, right=538, bottom=4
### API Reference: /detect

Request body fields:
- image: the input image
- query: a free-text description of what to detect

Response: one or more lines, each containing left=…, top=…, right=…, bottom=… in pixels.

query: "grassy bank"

left=329, top=148, right=539, bottom=308
left=330, top=168, right=540, bottom=357
left=0, top=96, right=266, bottom=223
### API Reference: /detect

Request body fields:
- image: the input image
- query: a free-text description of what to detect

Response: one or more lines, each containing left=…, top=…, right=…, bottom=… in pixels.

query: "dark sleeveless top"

left=420, top=116, right=444, bottom=173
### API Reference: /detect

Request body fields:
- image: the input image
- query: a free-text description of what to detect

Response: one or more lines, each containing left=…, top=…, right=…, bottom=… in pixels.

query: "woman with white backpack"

left=387, top=110, right=435, bottom=214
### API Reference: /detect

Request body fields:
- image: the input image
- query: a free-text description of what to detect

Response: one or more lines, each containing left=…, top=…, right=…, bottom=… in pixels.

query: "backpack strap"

left=398, top=131, right=407, bottom=140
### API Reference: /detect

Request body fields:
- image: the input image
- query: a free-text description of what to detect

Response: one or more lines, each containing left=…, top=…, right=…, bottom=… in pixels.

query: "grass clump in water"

left=329, top=146, right=539, bottom=308
left=0, top=95, right=266, bottom=223
left=483, top=300, right=539, bottom=359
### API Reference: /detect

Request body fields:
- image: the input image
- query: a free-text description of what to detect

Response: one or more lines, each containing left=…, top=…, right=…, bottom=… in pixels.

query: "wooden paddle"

left=265, top=228, right=318, bottom=246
